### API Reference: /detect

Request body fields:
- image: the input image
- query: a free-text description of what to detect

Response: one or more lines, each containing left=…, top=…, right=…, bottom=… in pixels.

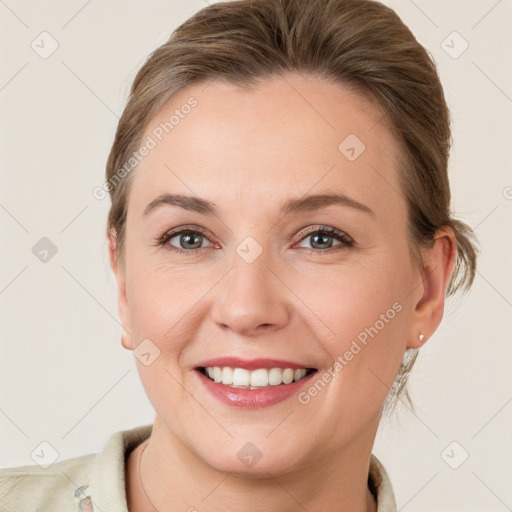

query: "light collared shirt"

left=0, top=423, right=397, bottom=511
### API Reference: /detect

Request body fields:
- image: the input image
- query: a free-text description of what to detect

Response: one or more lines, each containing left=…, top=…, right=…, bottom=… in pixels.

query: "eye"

left=295, top=226, right=354, bottom=252
left=156, top=225, right=354, bottom=255
left=158, top=227, right=215, bottom=254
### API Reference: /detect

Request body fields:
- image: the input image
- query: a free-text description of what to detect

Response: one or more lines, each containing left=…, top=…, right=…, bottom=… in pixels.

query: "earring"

left=418, top=333, right=426, bottom=343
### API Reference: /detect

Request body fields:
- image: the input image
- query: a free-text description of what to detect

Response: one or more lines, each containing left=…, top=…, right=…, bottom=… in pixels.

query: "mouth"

left=196, top=366, right=318, bottom=389
left=192, top=357, right=319, bottom=408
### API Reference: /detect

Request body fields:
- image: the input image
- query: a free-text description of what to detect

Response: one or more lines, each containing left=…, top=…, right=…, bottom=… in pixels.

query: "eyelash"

left=156, top=225, right=355, bottom=255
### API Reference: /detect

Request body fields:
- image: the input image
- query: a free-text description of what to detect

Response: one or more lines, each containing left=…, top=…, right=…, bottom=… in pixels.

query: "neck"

left=126, top=414, right=379, bottom=512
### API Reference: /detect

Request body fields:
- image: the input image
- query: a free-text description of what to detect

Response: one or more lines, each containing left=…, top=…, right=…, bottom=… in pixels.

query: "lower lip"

left=195, top=369, right=317, bottom=408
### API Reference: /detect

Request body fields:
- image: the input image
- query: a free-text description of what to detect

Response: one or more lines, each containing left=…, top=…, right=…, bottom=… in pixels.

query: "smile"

left=193, top=357, right=319, bottom=408
left=199, top=366, right=316, bottom=389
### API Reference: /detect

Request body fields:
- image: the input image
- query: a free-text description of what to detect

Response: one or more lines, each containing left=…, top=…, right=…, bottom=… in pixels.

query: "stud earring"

left=418, top=333, right=425, bottom=343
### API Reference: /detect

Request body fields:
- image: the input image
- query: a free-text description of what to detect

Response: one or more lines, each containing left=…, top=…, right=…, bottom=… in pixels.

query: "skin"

left=109, top=73, right=457, bottom=512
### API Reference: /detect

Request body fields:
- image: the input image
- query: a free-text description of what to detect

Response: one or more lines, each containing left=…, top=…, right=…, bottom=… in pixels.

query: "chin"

left=206, top=456, right=299, bottom=479
left=196, top=438, right=310, bottom=479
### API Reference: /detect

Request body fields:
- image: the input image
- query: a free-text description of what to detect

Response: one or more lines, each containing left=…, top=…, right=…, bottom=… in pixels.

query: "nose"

left=211, top=250, right=291, bottom=337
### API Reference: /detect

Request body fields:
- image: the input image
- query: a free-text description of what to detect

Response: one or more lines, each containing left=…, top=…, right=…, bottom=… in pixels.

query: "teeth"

left=250, top=368, right=268, bottom=387
left=202, top=366, right=309, bottom=388
left=282, top=368, right=294, bottom=384
left=268, top=368, right=283, bottom=385
left=221, top=367, right=233, bottom=385
left=233, top=368, right=250, bottom=386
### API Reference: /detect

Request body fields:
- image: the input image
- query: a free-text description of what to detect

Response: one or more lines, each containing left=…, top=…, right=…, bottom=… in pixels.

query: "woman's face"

left=113, top=73, right=425, bottom=475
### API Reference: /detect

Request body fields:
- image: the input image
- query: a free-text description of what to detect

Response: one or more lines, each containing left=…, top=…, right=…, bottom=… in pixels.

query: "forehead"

left=129, top=73, right=406, bottom=225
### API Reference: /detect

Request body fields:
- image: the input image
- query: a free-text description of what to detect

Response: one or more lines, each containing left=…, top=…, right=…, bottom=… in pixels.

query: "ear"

left=109, top=229, right=134, bottom=351
left=407, top=226, right=458, bottom=348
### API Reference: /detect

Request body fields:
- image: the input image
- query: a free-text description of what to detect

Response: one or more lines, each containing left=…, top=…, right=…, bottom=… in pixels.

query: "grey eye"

left=297, top=231, right=343, bottom=250
left=168, top=231, right=211, bottom=250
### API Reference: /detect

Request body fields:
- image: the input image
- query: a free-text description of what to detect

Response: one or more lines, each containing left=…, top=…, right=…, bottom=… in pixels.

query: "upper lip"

left=195, top=357, right=317, bottom=371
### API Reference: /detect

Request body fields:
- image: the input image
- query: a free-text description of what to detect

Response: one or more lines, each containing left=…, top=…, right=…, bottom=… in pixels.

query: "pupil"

left=182, top=233, right=202, bottom=249
left=312, top=233, right=332, bottom=249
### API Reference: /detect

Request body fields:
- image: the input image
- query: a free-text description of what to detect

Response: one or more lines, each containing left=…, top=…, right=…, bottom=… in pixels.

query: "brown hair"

left=105, top=0, right=478, bottom=409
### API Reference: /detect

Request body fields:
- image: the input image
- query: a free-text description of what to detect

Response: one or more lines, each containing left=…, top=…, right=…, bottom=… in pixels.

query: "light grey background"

left=1, top=1, right=511, bottom=510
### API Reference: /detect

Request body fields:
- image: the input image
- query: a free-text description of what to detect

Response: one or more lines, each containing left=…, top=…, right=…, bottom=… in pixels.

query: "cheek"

left=295, top=247, right=410, bottom=336
left=294, top=251, right=411, bottom=393
left=125, top=256, right=214, bottom=353
left=124, top=263, right=207, bottom=422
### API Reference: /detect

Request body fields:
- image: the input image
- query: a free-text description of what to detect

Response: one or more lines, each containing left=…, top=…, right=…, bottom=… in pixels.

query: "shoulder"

left=0, top=423, right=152, bottom=512
left=369, top=453, right=398, bottom=512
left=0, top=452, right=96, bottom=511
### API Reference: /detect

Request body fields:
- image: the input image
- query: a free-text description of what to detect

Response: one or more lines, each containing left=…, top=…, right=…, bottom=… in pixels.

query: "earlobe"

left=406, top=226, right=457, bottom=349
left=121, top=328, right=133, bottom=350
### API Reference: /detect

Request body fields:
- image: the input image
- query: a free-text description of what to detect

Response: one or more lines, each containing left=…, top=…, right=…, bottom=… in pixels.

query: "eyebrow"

left=143, top=192, right=375, bottom=217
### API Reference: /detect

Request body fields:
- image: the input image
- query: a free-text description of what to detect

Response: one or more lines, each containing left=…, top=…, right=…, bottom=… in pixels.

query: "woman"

left=0, top=0, right=478, bottom=510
